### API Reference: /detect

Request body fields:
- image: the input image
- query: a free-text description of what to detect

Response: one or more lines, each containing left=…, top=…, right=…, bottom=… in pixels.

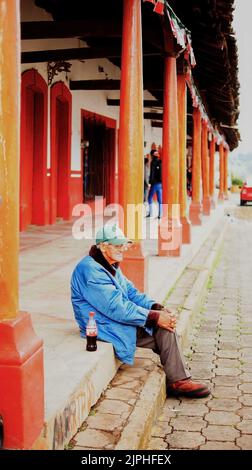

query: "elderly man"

left=71, top=225, right=210, bottom=398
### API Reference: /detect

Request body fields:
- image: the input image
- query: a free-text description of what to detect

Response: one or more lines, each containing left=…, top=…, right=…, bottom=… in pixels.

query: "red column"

left=158, top=55, right=182, bottom=256
left=0, top=0, right=44, bottom=448
left=189, top=108, right=202, bottom=224
left=20, top=69, right=49, bottom=231
left=177, top=73, right=191, bottom=243
left=209, top=136, right=216, bottom=208
left=218, top=142, right=225, bottom=201
left=118, top=0, right=147, bottom=291
left=224, top=147, right=229, bottom=200
left=201, top=121, right=211, bottom=215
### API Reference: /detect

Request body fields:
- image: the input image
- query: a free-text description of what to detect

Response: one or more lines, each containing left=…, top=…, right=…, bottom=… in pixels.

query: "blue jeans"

left=148, top=183, right=162, bottom=217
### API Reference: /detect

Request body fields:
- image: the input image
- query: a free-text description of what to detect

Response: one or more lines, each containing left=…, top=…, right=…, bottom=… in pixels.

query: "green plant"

left=231, top=176, right=244, bottom=186
left=207, top=275, right=213, bottom=290
left=64, top=439, right=76, bottom=450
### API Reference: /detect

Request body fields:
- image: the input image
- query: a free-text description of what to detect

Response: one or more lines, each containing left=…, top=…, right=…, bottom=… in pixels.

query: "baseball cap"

left=95, top=224, right=132, bottom=246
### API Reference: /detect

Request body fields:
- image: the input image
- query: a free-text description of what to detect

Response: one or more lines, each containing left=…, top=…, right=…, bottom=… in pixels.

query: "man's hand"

left=157, top=310, right=177, bottom=332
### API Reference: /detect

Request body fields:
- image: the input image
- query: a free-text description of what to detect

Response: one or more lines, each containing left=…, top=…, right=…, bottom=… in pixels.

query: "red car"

left=240, top=180, right=252, bottom=205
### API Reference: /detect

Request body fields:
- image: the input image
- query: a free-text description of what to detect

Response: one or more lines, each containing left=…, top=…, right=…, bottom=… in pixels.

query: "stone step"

left=32, top=315, right=120, bottom=450
left=70, top=349, right=166, bottom=450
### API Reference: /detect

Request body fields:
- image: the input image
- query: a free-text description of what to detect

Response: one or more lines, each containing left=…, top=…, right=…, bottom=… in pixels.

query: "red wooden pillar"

left=177, top=73, right=191, bottom=244
left=189, top=108, right=202, bottom=224
left=218, top=142, right=225, bottom=201
left=20, top=70, right=49, bottom=231
left=201, top=121, right=211, bottom=215
left=118, top=0, right=147, bottom=291
left=158, top=52, right=182, bottom=257
left=223, top=147, right=229, bottom=200
left=0, top=0, right=44, bottom=449
left=209, top=136, right=216, bottom=208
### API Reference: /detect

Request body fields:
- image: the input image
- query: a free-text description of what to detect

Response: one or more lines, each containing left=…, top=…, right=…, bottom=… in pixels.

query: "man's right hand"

left=157, top=310, right=177, bottom=332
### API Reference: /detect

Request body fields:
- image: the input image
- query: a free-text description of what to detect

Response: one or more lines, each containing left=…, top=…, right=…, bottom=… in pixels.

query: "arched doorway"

left=50, top=82, right=72, bottom=224
left=81, top=110, right=116, bottom=207
left=20, top=69, right=48, bottom=231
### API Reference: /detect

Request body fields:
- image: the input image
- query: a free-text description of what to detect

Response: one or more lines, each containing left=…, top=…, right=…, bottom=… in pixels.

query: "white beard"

left=112, top=252, right=124, bottom=262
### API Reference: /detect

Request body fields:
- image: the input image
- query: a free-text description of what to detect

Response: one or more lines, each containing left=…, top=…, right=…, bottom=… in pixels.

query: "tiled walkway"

left=148, top=206, right=252, bottom=450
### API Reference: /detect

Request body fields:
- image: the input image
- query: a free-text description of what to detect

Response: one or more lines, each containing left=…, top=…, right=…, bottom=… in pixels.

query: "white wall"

left=69, top=58, right=121, bottom=171
left=21, top=0, right=162, bottom=172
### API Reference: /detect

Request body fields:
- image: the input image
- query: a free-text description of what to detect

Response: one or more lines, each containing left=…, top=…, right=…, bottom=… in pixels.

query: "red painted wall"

left=20, top=69, right=49, bottom=231
left=69, top=171, right=83, bottom=212
left=69, top=174, right=105, bottom=217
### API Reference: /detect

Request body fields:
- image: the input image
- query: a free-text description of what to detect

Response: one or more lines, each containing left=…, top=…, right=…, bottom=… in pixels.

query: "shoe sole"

left=167, top=388, right=211, bottom=398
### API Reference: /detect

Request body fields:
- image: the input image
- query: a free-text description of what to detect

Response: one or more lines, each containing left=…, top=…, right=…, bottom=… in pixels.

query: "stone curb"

left=115, top=367, right=166, bottom=450
left=115, top=219, right=229, bottom=450
left=177, top=218, right=229, bottom=350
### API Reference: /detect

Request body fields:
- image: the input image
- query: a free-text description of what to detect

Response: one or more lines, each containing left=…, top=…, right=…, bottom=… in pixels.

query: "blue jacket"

left=71, top=254, right=155, bottom=364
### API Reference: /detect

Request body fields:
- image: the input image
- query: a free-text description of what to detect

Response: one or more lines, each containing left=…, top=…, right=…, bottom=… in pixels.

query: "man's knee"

left=154, top=327, right=177, bottom=347
left=155, top=326, right=175, bottom=339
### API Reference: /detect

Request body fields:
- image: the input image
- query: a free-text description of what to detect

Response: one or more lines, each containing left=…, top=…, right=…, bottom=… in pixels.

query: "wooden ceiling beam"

left=21, top=20, right=163, bottom=51
left=144, top=112, right=163, bottom=120
left=107, top=99, right=195, bottom=121
left=107, top=99, right=163, bottom=107
left=70, top=79, right=163, bottom=91
left=21, top=46, right=161, bottom=64
left=21, top=20, right=121, bottom=40
left=151, top=121, right=163, bottom=128
left=70, top=80, right=121, bottom=91
left=21, top=47, right=121, bottom=63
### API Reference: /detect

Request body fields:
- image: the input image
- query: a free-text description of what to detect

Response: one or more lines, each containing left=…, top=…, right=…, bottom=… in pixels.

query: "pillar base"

left=210, top=197, right=216, bottom=209
left=218, top=192, right=225, bottom=203
left=189, top=202, right=202, bottom=225
left=202, top=197, right=211, bottom=216
left=0, top=312, right=44, bottom=449
left=158, top=218, right=182, bottom=257
left=120, top=242, right=148, bottom=292
left=224, top=192, right=229, bottom=200
left=181, top=216, right=191, bottom=244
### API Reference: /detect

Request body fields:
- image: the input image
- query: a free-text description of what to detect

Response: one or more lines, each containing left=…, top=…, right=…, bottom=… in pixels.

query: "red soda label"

left=86, top=326, right=97, bottom=336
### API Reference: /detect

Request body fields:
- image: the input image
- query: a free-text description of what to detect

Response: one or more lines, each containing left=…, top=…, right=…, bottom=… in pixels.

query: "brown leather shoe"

left=167, top=379, right=211, bottom=398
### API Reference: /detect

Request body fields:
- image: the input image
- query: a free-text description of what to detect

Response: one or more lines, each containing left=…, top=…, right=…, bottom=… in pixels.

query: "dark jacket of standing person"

left=149, top=154, right=162, bottom=185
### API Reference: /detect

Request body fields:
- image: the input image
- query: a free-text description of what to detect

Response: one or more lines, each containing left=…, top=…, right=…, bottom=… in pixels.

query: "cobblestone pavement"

left=149, top=207, right=252, bottom=450
left=69, top=352, right=162, bottom=450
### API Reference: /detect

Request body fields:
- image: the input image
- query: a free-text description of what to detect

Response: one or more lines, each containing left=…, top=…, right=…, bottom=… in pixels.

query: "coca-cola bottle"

left=86, top=311, right=97, bottom=351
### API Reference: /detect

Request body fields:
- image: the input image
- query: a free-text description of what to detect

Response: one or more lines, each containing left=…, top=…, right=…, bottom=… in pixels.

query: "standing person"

left=71, top=224, right=210, bottom=398
left=187, top=165, right=192, bottom=197
left=144, top=156, right=150, bottom=203
left=147, top=149, right=162, bottom=218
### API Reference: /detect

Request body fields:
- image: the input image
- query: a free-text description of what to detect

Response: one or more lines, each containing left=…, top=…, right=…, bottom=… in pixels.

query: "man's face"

left=99, top=243, right=129, bottom=264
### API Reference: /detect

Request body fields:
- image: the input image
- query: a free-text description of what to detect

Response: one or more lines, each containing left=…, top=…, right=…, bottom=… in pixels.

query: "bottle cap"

left=89, top=311, right=95, bottom=317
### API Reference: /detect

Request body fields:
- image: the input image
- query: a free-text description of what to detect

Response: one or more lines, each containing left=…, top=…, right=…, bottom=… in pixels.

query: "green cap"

left=95, top=224, right=131, bottom=246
